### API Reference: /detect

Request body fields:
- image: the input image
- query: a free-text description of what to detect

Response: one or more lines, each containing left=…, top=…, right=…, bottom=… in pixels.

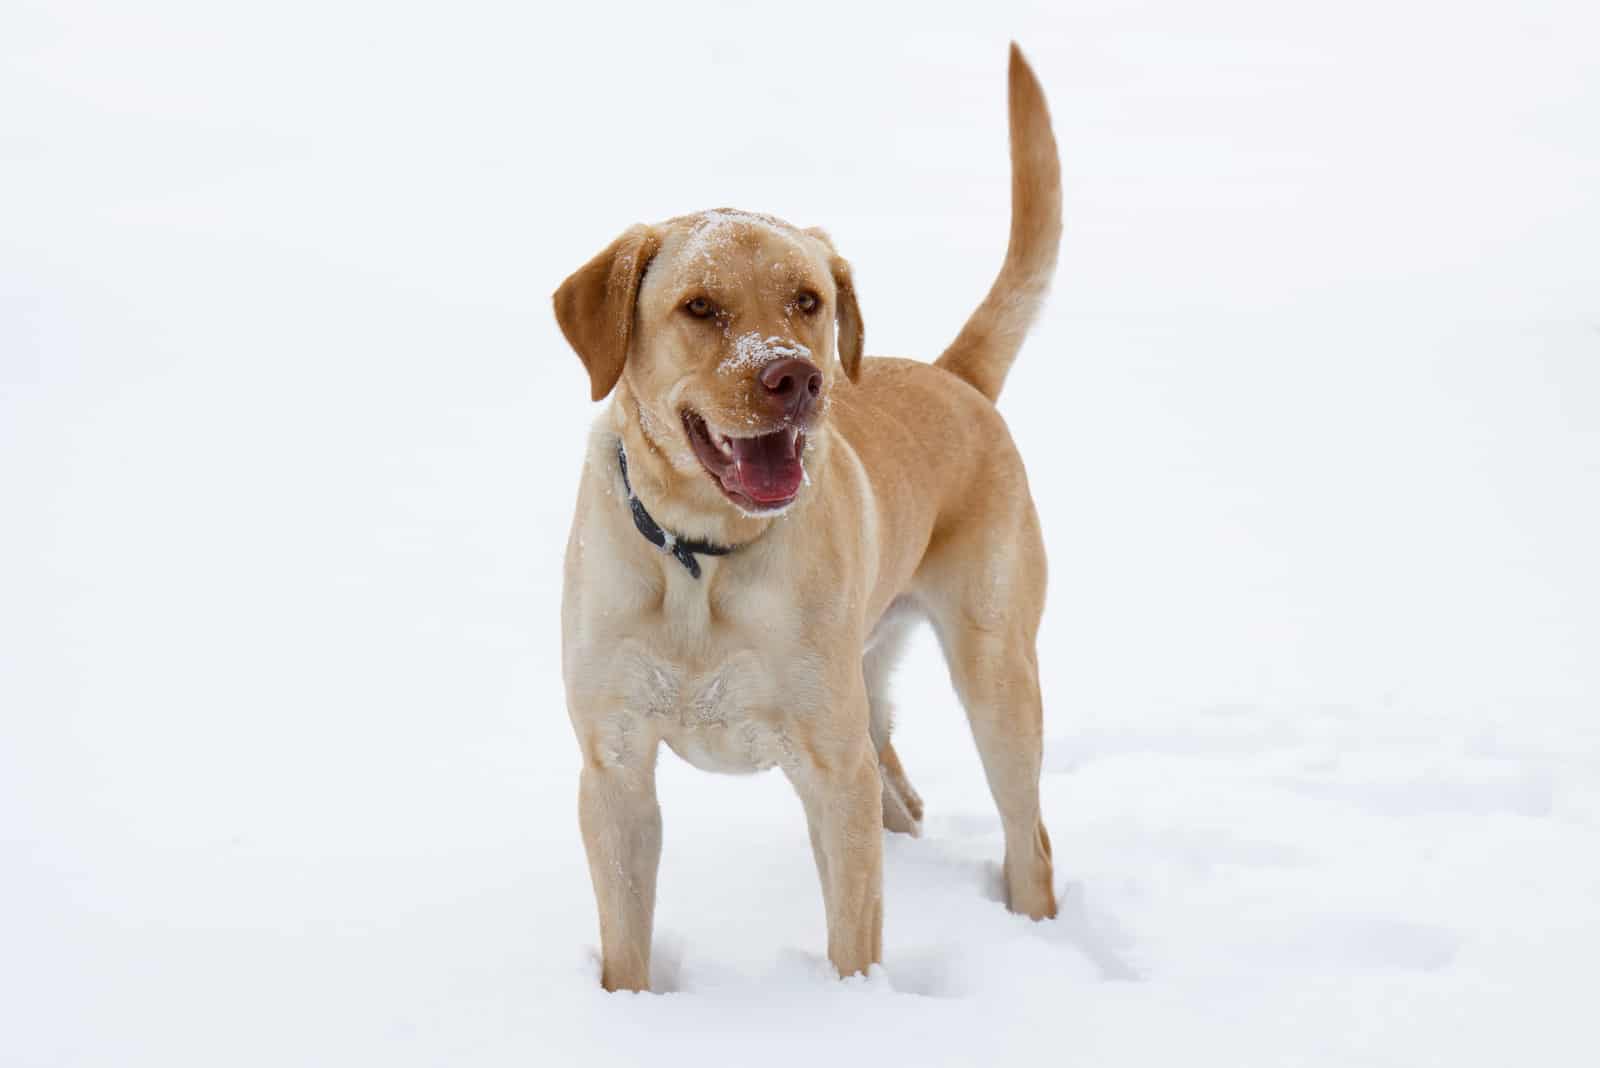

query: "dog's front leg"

left=577, top=725, right=662, bottom=993
left=787, top=724, right=884, bottom=979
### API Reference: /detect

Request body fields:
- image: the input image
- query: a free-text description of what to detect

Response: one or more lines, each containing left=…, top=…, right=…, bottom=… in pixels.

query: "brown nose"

left=758, top=358, right=823, bottom=422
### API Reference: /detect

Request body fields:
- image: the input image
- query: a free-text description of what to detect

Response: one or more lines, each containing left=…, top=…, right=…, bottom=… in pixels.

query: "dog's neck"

left=607, top=382, right=799, bottom=549
left=614, top=442, right=736, bottom=579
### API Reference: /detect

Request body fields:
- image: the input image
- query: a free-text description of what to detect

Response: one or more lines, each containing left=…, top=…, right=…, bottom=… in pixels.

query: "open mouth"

left=682, top=410, right=807, bottom=511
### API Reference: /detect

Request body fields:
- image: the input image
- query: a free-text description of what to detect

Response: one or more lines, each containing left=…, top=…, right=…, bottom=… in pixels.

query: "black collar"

left=616, top=443, right=736, bottom=579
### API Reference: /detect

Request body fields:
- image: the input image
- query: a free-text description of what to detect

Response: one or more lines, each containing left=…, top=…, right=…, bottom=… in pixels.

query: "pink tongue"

left=728, top=431, right=803, bottom=504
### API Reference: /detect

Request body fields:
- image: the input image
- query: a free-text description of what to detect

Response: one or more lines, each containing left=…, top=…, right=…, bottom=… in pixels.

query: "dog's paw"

left=880, top=768, right=924, bottom=837
left=881, top=789, right=923, bottom=837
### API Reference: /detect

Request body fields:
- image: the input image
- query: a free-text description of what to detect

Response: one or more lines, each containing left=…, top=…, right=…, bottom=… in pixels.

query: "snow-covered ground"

left=4, top=2, right=1598, bottom=1064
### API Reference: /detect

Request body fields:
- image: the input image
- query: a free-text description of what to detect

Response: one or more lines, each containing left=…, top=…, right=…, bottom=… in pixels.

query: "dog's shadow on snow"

left=975, top=860, right=1143, bottom=982
left=885, top=834, right=1143, bottom=990
left=1032, top=878, right=1143, bottom=982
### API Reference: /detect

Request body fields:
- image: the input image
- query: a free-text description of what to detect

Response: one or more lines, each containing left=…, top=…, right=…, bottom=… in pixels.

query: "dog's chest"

left=616, top=640, right=798, bottom=774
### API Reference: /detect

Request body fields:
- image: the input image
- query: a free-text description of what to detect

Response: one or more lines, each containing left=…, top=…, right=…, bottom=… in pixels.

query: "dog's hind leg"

left=939, top=620, right=1055, bottom=919
left=917, top=503, right=1057, bottom=920
left=877, top=740, right=923, bottom=836
left=864, top=599, right=924, bottom=836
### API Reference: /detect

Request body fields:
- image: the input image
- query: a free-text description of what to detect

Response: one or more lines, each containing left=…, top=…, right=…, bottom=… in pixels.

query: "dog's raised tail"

left=934, top=44, right=1062, bottom=403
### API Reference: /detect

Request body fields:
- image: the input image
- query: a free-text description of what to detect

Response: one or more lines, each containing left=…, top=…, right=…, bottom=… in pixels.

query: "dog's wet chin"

left=682, top=409, right=807, bottom=513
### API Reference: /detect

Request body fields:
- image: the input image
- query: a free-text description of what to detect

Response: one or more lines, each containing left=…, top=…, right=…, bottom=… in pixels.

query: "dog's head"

left=554, top=210, right=862, bottom=516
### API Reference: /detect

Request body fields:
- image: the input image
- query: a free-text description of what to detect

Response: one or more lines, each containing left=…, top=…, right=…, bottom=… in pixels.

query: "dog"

left=554, top=44, right=1061, bottom=992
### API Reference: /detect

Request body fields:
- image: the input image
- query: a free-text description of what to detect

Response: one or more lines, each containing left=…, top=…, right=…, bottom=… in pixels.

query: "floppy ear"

left=805, top=227, right=864, bottom=382
left=552, top=225, right=661, bottom=401
left=828, top=254, right=864, bottom=382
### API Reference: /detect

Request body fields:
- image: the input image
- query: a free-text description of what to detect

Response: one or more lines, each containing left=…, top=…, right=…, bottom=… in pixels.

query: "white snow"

left=3, top=2, right=1599, bottom=1066
left=679, top=209, right=792, bottom=266
left=721, top=331, right=813, bottom=374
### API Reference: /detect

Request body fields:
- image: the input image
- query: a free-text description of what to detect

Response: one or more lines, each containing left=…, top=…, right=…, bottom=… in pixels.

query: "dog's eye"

left=684, top=297, right=715, bottom=319
left=795, top=291, right=820, bottom=314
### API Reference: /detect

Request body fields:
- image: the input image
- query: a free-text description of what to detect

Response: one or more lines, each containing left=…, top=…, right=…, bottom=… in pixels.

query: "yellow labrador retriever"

left=554, top=44, right=1061, bottom=992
